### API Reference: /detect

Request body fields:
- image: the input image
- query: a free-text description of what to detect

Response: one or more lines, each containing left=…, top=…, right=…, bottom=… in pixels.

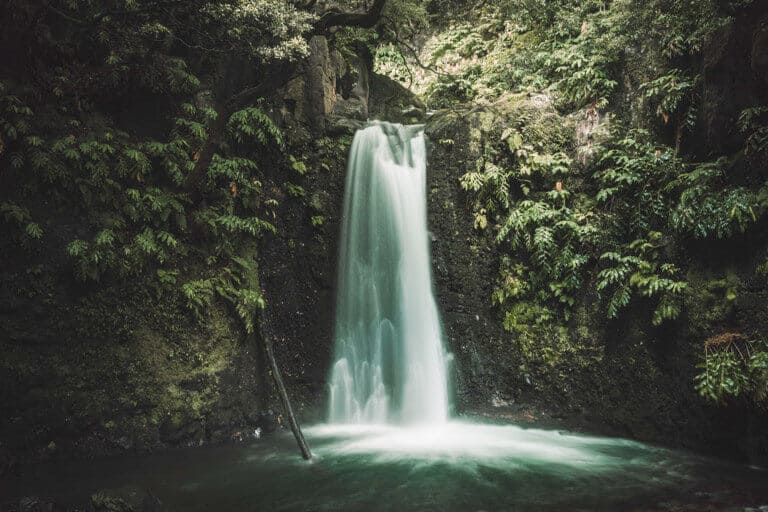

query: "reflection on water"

left=2, top=422, right=767, bottom=512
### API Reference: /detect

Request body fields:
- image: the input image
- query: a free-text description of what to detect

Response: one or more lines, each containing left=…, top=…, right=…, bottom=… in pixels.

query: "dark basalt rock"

left=425, top=108, right=512, bottom=410
left=159, top=412, right=203, bottom=446
left=698, top=10, right=768, bottom=157
left=752, top=24, right=768, bottom=84
left=255, top=409, right=279, bottom=434
left=326, top=54, right=370, bottom=135
left=90, top=487, right=163, bottom=512
left=17, top=497, right=56, bottom=512
left=369, top=73, right=426, bottom=124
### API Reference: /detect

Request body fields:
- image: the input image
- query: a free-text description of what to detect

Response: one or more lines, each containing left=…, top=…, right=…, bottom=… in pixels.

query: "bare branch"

left=381, top=16, right=452, bottom=78
left=312, top=0, right=388, bottom=34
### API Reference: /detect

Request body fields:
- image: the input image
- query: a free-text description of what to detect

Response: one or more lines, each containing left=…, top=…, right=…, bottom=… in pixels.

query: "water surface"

left=4, top=422, right=767, bottom=511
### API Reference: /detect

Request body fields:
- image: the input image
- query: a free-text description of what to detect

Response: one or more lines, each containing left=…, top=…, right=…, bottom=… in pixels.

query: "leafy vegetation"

left=421, top=0, right=768, bottom=405
left=391, top=0, right=742, bottom=109
left=695, top=335, right=768, bottom=406
left=0, top=0, right=394, bottom=334
left=2, top=0, right=768, bottom=456
left=596, top=234, right=686, bottom=326
left=1, top=1, right=427, bottom=458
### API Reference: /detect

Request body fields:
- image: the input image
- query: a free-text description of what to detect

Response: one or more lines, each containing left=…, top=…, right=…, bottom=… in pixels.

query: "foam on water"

left=318, top=122, right=757, bottom=502
left=306, top=421, right=651, bottom=468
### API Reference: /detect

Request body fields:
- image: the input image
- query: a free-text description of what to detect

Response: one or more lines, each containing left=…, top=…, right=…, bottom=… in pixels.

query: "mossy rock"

left=369, top=73, right=426, bottom=124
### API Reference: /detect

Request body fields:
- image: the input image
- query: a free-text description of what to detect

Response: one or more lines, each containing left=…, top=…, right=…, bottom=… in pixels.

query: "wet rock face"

left=425, top=110, right=513, bottom=410
left=421, top=94, right=768, bottom=462
left=422, top=94, right=577, bottom=411
left=0, top=235, right=265, bottom=462
left=752, top=24, right=768, bottom=84
left=296, top=36, right=381, bottom=136
left=326, top=55, right=370, bottom=135
left=305, top=36, right=339, bottom=133
left=368, top=74, right=426, bottom=125
left=699, top=10, right=768, bottom=156
left=90, top=487, right=163, bottom=512
left=254, top=409, right=279, bottom=433
left=256, top=126, right=349, bottom=424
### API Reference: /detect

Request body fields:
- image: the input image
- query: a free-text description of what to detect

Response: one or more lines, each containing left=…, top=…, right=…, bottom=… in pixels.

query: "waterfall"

left=328, top=121, right=450, bottom=425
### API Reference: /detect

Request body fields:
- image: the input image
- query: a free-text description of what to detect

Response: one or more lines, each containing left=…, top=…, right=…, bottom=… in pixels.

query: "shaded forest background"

left=1, top=0, right=768, bottom=470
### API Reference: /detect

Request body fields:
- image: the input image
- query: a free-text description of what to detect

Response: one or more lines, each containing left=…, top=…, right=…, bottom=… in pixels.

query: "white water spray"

left=314, top=122, right=702, bottom=481
left=327, top=122, right=450, bottom=425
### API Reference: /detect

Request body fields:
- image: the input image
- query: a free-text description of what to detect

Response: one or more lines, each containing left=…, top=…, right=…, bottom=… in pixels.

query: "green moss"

left=0, top=262, right=256, bottom=454
left=685, top=269, right=741, bottom=336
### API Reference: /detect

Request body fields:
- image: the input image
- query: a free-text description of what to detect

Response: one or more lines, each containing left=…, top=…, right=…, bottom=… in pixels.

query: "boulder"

left=17, top=497, right=56, bottom=512
left=90, top=486, right=163, bottom=512
left=326, top=56, right=370, bottom=135
left=255, top=409, right=279, bottom=434
left=752, top=25, right=768, bottom=83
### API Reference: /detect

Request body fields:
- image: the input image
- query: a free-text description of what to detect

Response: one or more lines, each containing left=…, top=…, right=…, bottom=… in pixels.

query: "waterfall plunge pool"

left=5, top=124, right=766, bottom=510
left=3, top=422, right=767, bottom=511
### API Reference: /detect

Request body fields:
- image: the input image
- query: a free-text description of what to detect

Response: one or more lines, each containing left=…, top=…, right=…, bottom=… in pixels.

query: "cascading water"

left=302, top=122, right=764, bottom=512
left=327, top=121, right=450, bottom=425
left=6, top=125, right=763, bottom=512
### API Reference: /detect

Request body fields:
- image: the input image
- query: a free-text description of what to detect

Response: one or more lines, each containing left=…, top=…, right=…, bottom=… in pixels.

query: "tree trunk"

left=262, top=332, right=313, bottom=460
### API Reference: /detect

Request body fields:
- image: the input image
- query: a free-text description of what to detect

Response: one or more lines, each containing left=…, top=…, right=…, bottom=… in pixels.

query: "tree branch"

left=312, top=0, right=388, bottom=34
left=382, top=19, right=452, bottom=79
left=43, top=3, right=86, bottom=25
left=262, top=332, right=312, bottom=460
left=184, top=66, right=301, bottom=198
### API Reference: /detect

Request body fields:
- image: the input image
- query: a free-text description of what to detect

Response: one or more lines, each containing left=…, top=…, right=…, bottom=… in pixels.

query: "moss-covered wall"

left=0, top=227, right=265, bottom=467
left=0, top=34, right=352, bottom=468
left=0, top=27, right=426, bottom=468
left=424, top=81, right=768, bottom=465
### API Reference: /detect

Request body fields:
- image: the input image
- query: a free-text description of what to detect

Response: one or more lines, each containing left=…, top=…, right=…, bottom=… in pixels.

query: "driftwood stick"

left=262, top=332, right=313, bottom=460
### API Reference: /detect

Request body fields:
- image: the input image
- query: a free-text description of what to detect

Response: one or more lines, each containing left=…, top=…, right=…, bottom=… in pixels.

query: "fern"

left=639, top=69, right=699, bottom=134
left=695, top=339, right=768, bottom=405
left=182, top=256, right=265, bottom=332
left=285, top=183, right=306, bottom=198
left=235, top=289, right=266, bottom=333
left=215, top=215, right=276, bottom=236
left=668, top=160, right=759, bottom=239
left=0, top=4, right=311, bottom=338
left=227, top=107, right=283, bottom=147
left=460, top=171, right=486, bottom=193
left=174, top=118, right=207, bottom=141
left=494, top=196, right=596, bottom=320
left=182, top=279, right=218, bottom=318
left=738, top=106, right=768, bottom=164
left=597, top=234, right=686, bottom=325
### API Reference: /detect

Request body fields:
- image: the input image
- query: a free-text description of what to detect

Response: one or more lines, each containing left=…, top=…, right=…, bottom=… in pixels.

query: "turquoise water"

left=3, top=423, right=767, bottom=511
